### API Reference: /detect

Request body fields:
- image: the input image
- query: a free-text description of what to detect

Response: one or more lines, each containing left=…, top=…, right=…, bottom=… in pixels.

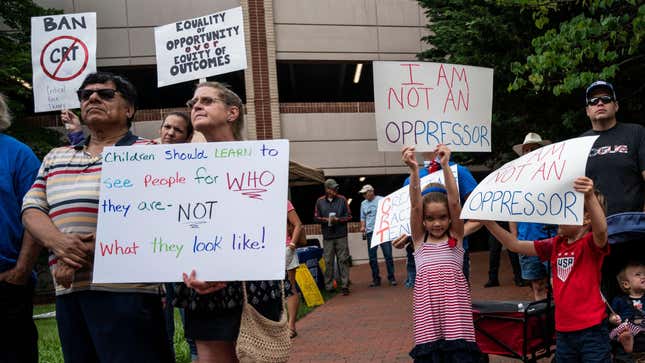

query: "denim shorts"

left=519, top=254, right=549, bottom=280
left=286, top=246, right=300, bottom=270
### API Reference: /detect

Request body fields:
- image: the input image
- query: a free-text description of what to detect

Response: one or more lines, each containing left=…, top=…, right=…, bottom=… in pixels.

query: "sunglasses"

left=587, top=95, right=614, bottom=106
left=76, top=88, right=119, bottom=102
left=186, top=96, right=226, bottom=109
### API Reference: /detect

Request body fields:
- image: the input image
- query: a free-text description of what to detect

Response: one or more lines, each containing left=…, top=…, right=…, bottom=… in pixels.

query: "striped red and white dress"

left=413, top=237, right=476, bottom=347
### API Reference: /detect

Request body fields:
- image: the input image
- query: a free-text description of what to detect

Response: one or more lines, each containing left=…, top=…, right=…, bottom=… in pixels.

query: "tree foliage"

left=0, top=0, right=60, bottom=117
left=418, top=0, right=644, bottom=167
left=1, top=1, right=64, bottom=156
left=510, top=1, right=644, bottom=96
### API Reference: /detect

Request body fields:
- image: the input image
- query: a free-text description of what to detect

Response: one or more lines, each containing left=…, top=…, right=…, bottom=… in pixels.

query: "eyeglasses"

left=186, top=96, right=226, bottom=109
left=76, top=88, right=119, bottom=102
left=587, top=95, right=614, bottom=106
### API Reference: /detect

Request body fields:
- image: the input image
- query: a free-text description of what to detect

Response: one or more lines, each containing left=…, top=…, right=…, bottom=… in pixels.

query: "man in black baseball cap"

left=581, top=80, right=645, bottom=215
left=314, top=179, right=353, bottom=295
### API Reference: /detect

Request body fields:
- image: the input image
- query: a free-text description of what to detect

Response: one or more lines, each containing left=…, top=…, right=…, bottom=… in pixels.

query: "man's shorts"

left=519, top=254, right=549, bottom=281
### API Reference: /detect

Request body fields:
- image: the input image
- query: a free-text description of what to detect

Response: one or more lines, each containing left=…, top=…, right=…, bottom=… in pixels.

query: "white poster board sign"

left=154, top=7, right=247, bottom=87
left=93, top=140, right=289, bottom=283
left=460, top=136, right=598, bottom=225
left=373, top=61, right=493, bottom=152
left=370, top=165, right=458, bottom=247
left=31, top=13, right=96, bottom=113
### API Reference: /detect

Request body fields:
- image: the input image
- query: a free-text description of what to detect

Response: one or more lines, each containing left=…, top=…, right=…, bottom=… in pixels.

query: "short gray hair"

left=0, top=93, right=11, bottom=131
left=194, top=82, right=245, bottom=141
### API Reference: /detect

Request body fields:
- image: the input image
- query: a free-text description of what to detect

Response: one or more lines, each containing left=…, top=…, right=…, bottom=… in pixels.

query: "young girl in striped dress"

left=402, top=144, right=480, bottom=362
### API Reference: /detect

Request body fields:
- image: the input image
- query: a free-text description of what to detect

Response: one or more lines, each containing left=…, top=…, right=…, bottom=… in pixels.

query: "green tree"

left=510, top=0, right=644, bottom=129
left=0, top=0, right=60, bottom=117
left=418, top=0, right=643, bottom=166
left=1, top=1, right=63, bottom=158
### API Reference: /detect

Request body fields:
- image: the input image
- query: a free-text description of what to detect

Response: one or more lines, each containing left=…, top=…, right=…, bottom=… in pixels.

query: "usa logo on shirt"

left=557, top=252, right=574, bottom=282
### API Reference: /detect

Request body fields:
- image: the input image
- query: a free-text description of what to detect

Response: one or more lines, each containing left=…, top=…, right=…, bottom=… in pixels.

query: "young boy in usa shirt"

left=482, top=176, right=610, bottom=362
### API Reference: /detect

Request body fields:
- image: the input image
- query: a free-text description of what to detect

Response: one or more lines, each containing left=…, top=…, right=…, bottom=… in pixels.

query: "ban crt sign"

left=31, top=13, right=96, bottom=113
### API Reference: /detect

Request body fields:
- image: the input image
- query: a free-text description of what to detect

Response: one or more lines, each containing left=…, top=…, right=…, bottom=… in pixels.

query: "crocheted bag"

left=236, top=281, right=292, bottom=362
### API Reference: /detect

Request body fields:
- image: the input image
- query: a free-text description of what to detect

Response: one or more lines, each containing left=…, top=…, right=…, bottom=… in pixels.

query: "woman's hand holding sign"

left=183, top=269, right=227, bottom=295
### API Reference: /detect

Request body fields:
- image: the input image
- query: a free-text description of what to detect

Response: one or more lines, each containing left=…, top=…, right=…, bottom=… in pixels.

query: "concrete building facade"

left=35, top=0, right=429, bottom=177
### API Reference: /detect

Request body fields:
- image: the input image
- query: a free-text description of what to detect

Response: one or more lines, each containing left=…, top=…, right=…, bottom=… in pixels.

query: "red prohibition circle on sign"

left=39, top=35, right=89, bottom=81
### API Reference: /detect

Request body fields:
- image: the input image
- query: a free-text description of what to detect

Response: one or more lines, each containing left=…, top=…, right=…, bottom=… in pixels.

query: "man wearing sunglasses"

left=21, top=72, right=173, bottom=362
left=581, top=80, right=645, bottom=215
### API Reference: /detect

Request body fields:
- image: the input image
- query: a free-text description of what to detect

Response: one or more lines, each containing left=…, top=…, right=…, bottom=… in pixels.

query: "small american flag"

left=610, top=320, right=644, bottom=340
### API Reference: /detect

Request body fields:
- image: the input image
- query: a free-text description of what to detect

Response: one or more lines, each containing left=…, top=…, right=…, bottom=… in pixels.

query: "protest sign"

left=31, top=13, right=96, bottom=113
left=373, top=61, right=493, bottom=152
left=460, top=136, right=599, bottom=225
left=370, top=165, right=458, bottom=248
left=154, top=7, right=247, bottom=87
left=93, top=140, right=289, bottom=283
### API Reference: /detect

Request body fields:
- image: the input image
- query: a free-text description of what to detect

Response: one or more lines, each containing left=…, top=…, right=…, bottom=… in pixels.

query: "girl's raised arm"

left=436, top=145, right=464, bottom=241
left=402, top=146, right=425, bottom=244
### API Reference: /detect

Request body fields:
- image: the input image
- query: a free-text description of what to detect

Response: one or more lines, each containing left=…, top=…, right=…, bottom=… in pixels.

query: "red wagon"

left=473, top=299, right=555, bottom=362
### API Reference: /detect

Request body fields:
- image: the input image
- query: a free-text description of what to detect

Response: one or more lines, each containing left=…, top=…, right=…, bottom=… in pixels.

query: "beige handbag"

left=236, top=281, right=292, bottom=362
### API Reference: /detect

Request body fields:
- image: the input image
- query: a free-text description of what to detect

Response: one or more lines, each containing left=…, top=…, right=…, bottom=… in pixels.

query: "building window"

left=100, top=66, right=245, bottom=109
left=277, top=62, right=373, bottom=102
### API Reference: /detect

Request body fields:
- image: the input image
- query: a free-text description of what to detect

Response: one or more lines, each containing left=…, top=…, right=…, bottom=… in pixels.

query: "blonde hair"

left=616, top=262, right=644, bottom=293
left=195, top=82, right=244, bottom=141
left=0, top=93, right=12, bottom=131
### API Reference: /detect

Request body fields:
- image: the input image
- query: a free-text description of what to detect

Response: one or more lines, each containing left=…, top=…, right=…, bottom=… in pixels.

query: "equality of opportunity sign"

left=31, top=13, right=96, bottom=113
left=460, top=136, right=599, bottom=225
left=154, top=7, right=247, bottom=87
left=370, top=165, right=458, bottom=248
left=92, top=140, right=289, bottom=283
left=373, top=61, right=493, bottom=152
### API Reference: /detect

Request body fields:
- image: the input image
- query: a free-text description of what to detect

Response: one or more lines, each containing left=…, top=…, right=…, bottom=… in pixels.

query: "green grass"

left=34, top=291, right=332, bottom=362
left=35, top=305, right=194, bottom=363
left=296, top=288, right=336, bottom=320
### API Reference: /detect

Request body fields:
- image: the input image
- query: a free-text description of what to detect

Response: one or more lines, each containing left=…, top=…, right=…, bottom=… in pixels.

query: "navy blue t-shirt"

left=582, top=123, right=645, bottom=215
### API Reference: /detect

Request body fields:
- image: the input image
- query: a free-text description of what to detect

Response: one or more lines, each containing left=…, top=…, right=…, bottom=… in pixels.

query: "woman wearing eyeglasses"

left=174, top=82, right=286, bottom=363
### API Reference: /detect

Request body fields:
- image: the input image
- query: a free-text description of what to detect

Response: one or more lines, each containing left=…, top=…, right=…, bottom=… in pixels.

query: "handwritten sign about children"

left=31, top=12, right=96, bottom=113
left=93, top=140, right=289, bottom=283
left=460, top=136, right=599, bottom=225
left=370, top=165, right=458, bottom=248
left=373, top=61, right=493, bottom=152
left=154, top=7, right=247, bottom=87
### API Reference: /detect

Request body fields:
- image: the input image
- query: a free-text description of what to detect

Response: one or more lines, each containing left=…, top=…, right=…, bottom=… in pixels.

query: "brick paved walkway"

left=289, top=250, right=543, bottom=362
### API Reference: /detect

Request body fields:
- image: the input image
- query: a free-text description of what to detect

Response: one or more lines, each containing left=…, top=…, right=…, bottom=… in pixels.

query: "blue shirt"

left=360, top=195, right=383, bottom=233
left=0, top=134, right=40, bottom=273
left=517, top=222, right=556, bottom=241
left=403, top=161, right=477, bottom=249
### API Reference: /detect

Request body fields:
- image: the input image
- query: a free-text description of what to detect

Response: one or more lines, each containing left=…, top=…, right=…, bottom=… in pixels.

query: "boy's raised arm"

left=574, top=177, right=607, bottom=248
left=481, top=220, right=538, bottom=256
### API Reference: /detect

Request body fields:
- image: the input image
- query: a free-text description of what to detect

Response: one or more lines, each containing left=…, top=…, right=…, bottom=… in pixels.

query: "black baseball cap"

left=585, top=80, right=617, bottom=103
